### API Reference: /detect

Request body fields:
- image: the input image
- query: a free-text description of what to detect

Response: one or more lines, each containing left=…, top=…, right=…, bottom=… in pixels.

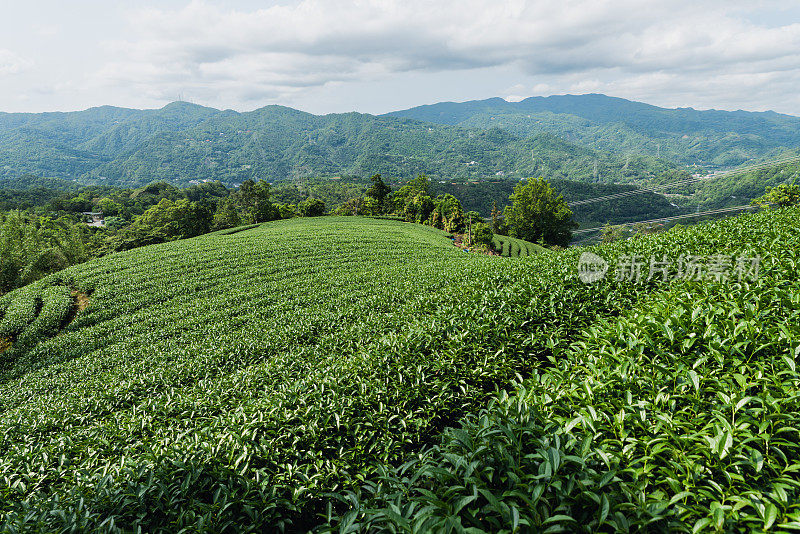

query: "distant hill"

left=386, top=94, right=800, bottom=167
left=1, top=100, right=688, bottom=188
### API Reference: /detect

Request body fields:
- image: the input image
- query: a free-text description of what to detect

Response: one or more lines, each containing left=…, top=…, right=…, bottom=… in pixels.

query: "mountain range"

left=387, top=94, right=800, bottom=166
left=1, top=94, right=799, bottom=192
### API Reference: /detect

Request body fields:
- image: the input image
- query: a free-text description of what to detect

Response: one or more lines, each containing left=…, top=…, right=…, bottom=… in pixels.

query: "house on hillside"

left=82, top=212, right=105, bottom=227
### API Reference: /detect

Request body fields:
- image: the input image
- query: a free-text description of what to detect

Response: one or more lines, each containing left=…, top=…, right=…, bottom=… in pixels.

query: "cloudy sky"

left=2, top=0, right=800, bottom=116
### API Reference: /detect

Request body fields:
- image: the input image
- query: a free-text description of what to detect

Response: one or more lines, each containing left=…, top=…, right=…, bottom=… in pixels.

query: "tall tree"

left=212, top=197, right=241, bottom=231
left=428, top=194, right=465, bottom=233
left=298, top=198, right=326, bottom=217
left=235, top=179, right=278, bottom=223
left=752, top=183, right=800, bottom=208
left=392, top=174, right=433, bottom=223
left=365, top=174, right=391, bottom=213
left=505, top=178, right=577, bottom=247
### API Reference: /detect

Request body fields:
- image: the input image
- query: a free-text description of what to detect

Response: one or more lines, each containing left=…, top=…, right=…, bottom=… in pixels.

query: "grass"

left=0, top=211, right=798, bottom=532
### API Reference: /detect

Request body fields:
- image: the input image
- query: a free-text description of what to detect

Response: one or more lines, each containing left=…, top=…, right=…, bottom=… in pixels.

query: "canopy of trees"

left=0, top=212, right=93, bottom=294
left=112, top=199, right=214, bottom=250
left=298, top=198, right=326, bottom=217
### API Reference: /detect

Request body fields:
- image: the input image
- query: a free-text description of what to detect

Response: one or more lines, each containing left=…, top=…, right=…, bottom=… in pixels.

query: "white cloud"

left=3, top=0, right=800, bottom=114
left=90, top=0, right=800, bottom=112
left=0, top=49, right=31, bottom=76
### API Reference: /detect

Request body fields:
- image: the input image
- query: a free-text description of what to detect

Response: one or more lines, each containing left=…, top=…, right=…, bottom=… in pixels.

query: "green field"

left=1, top=211, right=799, bottom=532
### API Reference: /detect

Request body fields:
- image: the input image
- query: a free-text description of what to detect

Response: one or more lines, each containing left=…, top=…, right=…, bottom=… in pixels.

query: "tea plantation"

left=0, top=211, right=798, bottom=532
left=490, top=235, right=547, bottom=257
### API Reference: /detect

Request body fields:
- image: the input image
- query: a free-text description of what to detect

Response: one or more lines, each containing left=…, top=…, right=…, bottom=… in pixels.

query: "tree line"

left=335, top=173, right=577, bottom=250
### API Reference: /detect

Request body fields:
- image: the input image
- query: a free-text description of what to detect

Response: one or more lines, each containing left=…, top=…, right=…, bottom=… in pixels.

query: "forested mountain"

left=386, top=94, right=800, bottom=167
left=1, top=99, right=689, bottom=188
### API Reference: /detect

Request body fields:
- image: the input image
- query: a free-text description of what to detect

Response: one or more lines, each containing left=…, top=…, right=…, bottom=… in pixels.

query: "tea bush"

left=491, top=235, right=545, bottom=257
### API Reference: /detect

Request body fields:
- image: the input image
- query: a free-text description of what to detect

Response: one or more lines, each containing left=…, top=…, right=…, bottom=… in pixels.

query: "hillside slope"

left=1, top=211, right=798, bottom=532
left=4, top=94, right=799, bottom=191
left=0, top=216, right=649, bottom=531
